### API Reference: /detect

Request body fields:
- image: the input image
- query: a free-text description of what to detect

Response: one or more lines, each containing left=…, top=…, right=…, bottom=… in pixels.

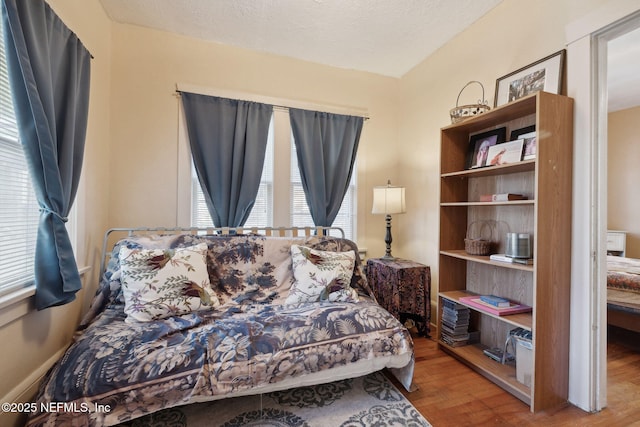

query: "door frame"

left=566, top=0, right=640, bottom=412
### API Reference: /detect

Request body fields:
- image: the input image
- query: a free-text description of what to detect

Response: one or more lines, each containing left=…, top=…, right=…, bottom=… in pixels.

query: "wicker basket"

left=450, top=81, right=491, bottom=124
left=464, top=220, right=494, bottom=256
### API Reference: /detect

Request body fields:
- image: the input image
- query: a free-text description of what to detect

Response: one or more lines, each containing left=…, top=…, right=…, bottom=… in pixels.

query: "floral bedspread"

left=607, top=255, right=640, bottom=293
left=26, top=234, right=414, bottom=427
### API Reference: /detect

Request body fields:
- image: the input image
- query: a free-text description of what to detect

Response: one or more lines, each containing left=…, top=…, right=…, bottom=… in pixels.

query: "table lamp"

left=372, top=180, right=406, bottom=259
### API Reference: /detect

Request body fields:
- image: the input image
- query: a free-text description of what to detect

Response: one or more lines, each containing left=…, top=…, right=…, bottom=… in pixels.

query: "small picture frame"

left=494, top=50, right=566, bottom=107
left=486, top=139, right=524, bottom=166
left=510, top=125, right=536, bottom=140
left=520, top=131, right=537, bottom=160
left=466, top=127, right=507, bottom=169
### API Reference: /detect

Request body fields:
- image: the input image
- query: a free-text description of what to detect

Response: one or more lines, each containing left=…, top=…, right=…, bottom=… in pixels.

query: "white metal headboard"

left=99, top=226, right=345, bottom=277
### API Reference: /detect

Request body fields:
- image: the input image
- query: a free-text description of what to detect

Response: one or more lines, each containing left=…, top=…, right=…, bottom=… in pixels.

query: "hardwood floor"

left=391, top=328, right=640, bottom=427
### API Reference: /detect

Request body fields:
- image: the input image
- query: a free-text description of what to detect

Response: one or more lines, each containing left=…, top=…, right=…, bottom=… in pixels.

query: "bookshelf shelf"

left=440, top=200, right=535, bottom=207
left=437, top=92, right=573, bottom=412
left=440, top=250, right=534, bottom=272
left=437, top=340, right=531, bottom=405
left=441, top=159, right=536, bottom=179
left=439, top=291, right=533, bottom=330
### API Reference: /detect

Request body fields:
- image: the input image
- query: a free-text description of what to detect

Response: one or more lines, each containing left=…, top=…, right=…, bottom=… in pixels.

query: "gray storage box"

left=515, top=336, right=533, bottom=387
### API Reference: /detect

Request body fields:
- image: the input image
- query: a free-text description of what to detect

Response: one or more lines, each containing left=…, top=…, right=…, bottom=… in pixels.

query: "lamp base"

left=383, top=214, right=394, bottom=259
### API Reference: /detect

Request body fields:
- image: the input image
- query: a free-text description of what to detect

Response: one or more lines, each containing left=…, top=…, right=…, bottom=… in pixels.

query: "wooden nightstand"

left=366, top=257, right=430, bottom=336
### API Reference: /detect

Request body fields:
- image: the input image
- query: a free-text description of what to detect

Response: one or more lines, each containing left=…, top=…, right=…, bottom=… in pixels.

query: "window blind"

left=0, top=19, right=39, bottom=296
left=290, top=138, right=356, bottom=239
left=191, top=117, right=274, bottom=228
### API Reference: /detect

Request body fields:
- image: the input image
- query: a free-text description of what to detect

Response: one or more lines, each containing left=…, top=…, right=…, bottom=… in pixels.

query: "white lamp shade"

left=372, top=185, right=406, bottom=215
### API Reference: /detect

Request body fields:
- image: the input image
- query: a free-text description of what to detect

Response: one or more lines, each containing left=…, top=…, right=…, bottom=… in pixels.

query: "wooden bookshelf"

left=437, top=92, right=573, bottom=412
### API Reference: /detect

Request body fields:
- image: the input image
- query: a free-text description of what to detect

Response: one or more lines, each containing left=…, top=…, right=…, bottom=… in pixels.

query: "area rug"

left=121, top=371, right=431, bottom=427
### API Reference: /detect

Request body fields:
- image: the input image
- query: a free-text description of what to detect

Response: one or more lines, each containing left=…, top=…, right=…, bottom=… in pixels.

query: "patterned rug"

left=120, top=371, right=430, bottom=427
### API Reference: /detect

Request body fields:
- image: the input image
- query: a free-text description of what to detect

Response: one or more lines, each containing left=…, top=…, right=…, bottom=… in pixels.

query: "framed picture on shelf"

left=510, top=125, right=536, bottom=140
left=486, top=139, right=524, bottom=166
left=494, top=50, right=566, bottom=107
left=519, top=131, right=537, bottom=160
left=466, top=127, right=506, bottom=169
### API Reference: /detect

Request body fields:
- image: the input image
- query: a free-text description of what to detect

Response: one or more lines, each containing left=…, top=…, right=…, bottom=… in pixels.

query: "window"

left=0, top=20, right=39, bottom=297
left=290, top=137, right=356, bottom=239
left=191, top=109, right=357, bottom=240
left=191, top=116, right=274, bottom=228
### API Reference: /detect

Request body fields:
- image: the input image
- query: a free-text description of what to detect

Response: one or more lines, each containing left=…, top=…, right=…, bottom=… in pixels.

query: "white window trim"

left=0, top=265, right=91, bottom=328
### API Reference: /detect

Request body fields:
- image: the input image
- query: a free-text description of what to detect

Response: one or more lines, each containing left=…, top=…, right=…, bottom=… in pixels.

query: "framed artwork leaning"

left=510, top=125, right=536, bottom=140
left=511, top=125, right=536, bottom=160
left=486, top=139, right=524, bottom=166
left=466, top=127, right=507, bottom=169
left=520, top=131, right=537, bottom=160
left=494, top=50, right=566, bottom=107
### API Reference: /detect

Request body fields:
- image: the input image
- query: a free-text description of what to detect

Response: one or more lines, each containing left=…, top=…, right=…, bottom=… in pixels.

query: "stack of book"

left=440, top=298, right=470, bottom=347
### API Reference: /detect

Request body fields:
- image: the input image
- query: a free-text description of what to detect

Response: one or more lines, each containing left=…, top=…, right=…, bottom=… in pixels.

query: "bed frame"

left=607, top=290, right=640, bottom=334
left=100, top=226, right=345, bottom=278
left=28, top=225, right=415, bottom=426
left=607, top=306, right=640, bottom=333
left=606, top=252, right=640, bottom=334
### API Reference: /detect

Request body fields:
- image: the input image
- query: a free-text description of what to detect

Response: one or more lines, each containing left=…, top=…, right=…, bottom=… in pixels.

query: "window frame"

left=184, top=107, right=357, bottom=240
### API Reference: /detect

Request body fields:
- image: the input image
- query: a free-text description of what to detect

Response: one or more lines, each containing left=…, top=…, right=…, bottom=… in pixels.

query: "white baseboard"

left=0, top=346, right=67, bottom=427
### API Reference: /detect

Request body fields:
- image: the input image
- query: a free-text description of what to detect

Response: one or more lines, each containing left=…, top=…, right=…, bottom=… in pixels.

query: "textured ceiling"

left=99, top=0, right=503, bottom=78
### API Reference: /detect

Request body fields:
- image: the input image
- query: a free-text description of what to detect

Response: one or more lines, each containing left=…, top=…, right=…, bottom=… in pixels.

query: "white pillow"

left=285, top=245, right=358, bottom=304
left=119, top=243, right=219, bottom=322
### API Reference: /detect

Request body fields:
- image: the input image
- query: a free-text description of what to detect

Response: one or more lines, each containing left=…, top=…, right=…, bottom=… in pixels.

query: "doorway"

left=565, top=3, right=640, bottom=413
left=593, top=8, right=640, bottom=411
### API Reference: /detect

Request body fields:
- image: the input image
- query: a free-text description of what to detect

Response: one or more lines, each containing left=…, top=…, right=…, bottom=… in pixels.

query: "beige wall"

left=396, top=0, right=610, bottom=318
left=608, top=106, right=640, bottom=258
left=0, top=1, right=112, bottom=426
left=108, top=23, right=401, bottom=258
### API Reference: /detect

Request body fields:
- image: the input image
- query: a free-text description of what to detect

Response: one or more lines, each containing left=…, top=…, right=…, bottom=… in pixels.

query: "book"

left=441, top=325, right=469, bottom=336
left=442, top=299, right=468, bottom=311
left=479, top=193, right=527, bottom=202
left=490, top=253, right=514, bottom=263
left=489, top=254, right=534, bottom=265
left=483, top=347, right=515, bottom=363
left=459, top=296, right=532, bottom=316
left=442, top=336, right=470, bottom=347
left=480, top=295, right=510, bottom=308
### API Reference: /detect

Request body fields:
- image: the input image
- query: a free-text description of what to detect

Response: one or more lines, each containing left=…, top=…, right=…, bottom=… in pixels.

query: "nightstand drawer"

left=607, top=231, right=626, bottom=255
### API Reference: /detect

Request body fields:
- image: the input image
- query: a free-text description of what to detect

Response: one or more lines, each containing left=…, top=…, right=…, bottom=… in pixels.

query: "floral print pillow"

left=285, top=245, right=359, bottom=304
left=119, top=243, right=219, bottom=322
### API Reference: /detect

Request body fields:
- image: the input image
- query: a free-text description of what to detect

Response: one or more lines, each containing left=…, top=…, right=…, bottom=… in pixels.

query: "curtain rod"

left=174, top=87, right=369, bottom=121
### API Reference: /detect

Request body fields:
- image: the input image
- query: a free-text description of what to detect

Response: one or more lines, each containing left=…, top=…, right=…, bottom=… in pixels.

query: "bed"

left=26, top=227, right=415, bottom=426
left=607, top=255, right=640, bottom=333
